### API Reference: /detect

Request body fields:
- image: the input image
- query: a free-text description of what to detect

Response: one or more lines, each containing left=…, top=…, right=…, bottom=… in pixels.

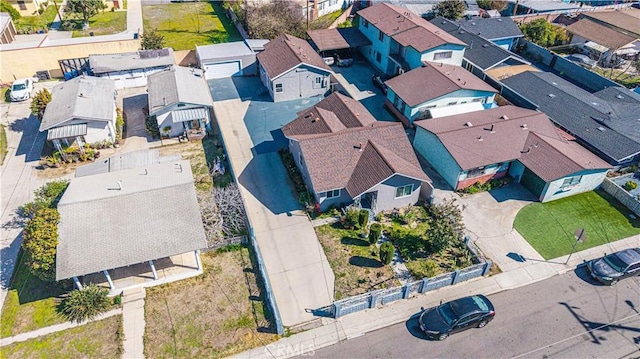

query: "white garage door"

left=203, top=61, right=241, bottom=80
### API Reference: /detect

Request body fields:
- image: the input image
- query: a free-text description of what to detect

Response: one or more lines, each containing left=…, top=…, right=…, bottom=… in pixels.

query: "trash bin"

left=133, top=33, right=138, bottom=39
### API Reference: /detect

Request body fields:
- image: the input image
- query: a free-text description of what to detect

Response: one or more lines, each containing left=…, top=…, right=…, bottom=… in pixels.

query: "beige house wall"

left=1, top=39, right=140, bottom=83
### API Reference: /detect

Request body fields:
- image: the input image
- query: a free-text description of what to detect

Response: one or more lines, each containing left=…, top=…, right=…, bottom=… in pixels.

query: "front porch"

left=76, top=251, right=203, bottom=296
left=160, top=107, right=211, bottom=141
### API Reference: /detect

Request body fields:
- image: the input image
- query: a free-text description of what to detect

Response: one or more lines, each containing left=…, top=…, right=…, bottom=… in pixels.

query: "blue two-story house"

left=356, top=2, right=467, bottom=76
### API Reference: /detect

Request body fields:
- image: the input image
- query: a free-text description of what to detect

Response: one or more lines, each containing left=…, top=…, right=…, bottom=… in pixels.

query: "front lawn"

left=1, top=315, right=123, bottom=359
left=71, top=11, right=127, bottom=37
left=144, top=247, right=277, bottom=358
left=316, top=224, right=400, bottom=300
left=1, top=249, right=71, bottom=338
left=142, top=1, right=242, bottom=51
left=514, top=190, right=640, bottom=260
left=309, top=10, right=344, bottom=30
left=14, top=6, right=58, bottom=32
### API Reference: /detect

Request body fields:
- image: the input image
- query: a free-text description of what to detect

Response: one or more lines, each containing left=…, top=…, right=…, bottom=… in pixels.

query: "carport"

left=308, top=27, right=371, bottom=59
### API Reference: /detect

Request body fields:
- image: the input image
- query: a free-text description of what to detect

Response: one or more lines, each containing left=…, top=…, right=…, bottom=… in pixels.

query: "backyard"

left=0, top=315, right=123, bottom=359
left=14, top=5, right=58, bottom=33
left=142, top=1, right=242, bottom=51
left=514, top=190, right=640, bottom=260
left=143, top=247, right=277, bottom=358
left=70, top=10, right=127, bottom=37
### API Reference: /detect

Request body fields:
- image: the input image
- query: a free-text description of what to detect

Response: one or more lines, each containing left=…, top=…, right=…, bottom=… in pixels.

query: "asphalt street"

left=309, top=268, right=640, bottom=359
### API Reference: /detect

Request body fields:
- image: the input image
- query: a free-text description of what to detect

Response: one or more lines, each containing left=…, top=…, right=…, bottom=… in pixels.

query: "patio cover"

left=46, top=123, right=87, bottom=141
left=308, top=27, right=372, bottom=52
left=171, top=108, right=208, bottom=123
left=56, top=160, right=207, bottom=280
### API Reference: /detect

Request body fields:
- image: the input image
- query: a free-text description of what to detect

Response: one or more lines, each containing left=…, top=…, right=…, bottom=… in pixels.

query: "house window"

left=562, top=176, right=582, bottom=187
left=17, top=1, right=27, bottom=10
left=313, top=76, right=324, bottom=89
left=395, top=184, right=413, bottom=198
left=326, top=189, right=340, bottom=198
left=275, top=83, right=283, bottom=93
left=363, top=19, right=369, bottom=28
left=378, top=30, right=384, bottom=42
left=376, top=52, right=382, bottom=63
left=434, top=51, right=453, bottom=60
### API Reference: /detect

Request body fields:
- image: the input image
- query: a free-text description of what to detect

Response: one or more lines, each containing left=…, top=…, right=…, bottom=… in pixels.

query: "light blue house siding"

left=357, top=20, right=393, bottom=74
left=154, top=102, right=211, bottom=138
left=260, top=64, right=330, bottom=103
left=404, top=43, right=465, bottom=69
left=370, top=175, right=423, bottom=211
left=539, top=169, right=608, bottom=202
left=492, top=38, right=518, bottom=51
left=387, top=88, right=496, bottom=124
left=413, top=128, right=461, bottom=189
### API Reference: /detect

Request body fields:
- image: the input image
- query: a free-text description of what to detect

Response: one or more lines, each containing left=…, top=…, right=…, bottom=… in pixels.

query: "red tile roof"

left=282, top=92, right=376, bottom=137
left=385, top=62, right=497, bottom=107
left=357, top=3, right=465, bottom=51
left=257, top=34, right=331, bottom=79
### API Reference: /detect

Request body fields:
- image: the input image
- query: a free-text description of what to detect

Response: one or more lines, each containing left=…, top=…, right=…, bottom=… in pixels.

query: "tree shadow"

left=210, top=1, right=243, bottom=41
left=7, top=247, right=72, bottom=304
left=10, top=114, right=46, bottom=163
left=341, top=236, right=369, bottom=247
left=349, top=256, right=383, bottom=268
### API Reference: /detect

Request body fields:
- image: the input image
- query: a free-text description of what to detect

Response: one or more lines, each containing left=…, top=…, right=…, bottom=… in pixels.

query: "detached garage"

left=196, top=41, right=258, bottom=80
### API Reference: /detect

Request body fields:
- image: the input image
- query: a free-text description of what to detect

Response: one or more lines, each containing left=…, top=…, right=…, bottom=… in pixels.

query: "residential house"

left=501, top=71, right=640, bottom=167
left=566, top=17, right=639, bottom=63
left=39, top=76, right=116, bottom=152
left=301, top=0, right=350, bottom=20
left=56, top=159, right=207, bottom=293
left=147, top=65, right=214, bottom=140
left=196, top=41, right=259, bottom=80
left=413, top=106, right=611, bottom=202
left=282, top=92, right=431, bottom=213
left=257, top=34, right=332, bottom=102
left=5, top=0, right=47, bottom=15
left=509, top=0, right=579, bottom=15
left=582, top=8, right=640, bottom=38
left=452, top=17, right=524, bottom=51
left=384, top=62, right=497, bottom=127
left=431, top=17, right=532, bottom=80
left=400, top=1, right=482, bottom=20
left=356, top=2, right=467, bottom=75
left=0, top=12, right=16, bottom=44
left=89, top=48, right=175, bottom=89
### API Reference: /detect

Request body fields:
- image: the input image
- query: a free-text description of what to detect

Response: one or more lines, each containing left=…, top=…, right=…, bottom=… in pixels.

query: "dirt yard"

left=144, top=248, right=277, bottom=358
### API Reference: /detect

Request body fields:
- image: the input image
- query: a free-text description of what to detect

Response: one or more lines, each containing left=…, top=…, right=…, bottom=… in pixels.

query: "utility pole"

left=53, top=0, right=63, bottom=26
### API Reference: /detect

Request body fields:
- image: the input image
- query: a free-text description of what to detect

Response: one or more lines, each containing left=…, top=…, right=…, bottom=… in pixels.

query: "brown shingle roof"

left=296, top=123, right=430, bottom=195
left=307, top=27, right=372, bottom=52
left=583, top=9, right=640, bottom=37
left=257, top=34, right=331, bottom=79
left=519, top=132, right=611, bottom=182
left=566, top=18, right=637, bottom=50
left=357, top=3, right=465, bottom=51
left=385, top=62, right=497, bottom=107
left=282, top=92, right=376, bottom=137
left=415, top=106, right=559, bottom=170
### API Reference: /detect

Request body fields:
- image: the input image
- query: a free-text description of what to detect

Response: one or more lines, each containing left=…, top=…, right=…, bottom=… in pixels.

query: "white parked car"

left=10, top=78, right=34, bottom=102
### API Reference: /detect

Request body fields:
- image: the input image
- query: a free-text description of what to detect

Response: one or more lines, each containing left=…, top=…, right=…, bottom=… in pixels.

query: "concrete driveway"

left=117, top=88, right=157, bottom=153
left=458, top=184, right=550, bottom=274
left=210, top=79, right=334, bottom=327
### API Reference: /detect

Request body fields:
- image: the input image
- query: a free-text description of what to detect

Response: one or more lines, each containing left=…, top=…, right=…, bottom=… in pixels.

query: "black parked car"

left=419, top=295, right=495, bottom=340
left=586, top=247, right=640, bottom=285
left=372, top=73, right=388, bottom=94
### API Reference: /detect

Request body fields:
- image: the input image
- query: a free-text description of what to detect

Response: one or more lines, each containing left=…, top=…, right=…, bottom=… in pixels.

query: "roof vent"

left=465, top=121, right=473, bottom=127
left=477, top=136, right=483, bottom=141
left=548, top=93, right=556, bottom=98
left=521, top=124, right=528, bottom=130
left=482, top=44, right=488, bottom=48
left=497, top=18, right=503, bottom=22
left=500, top=115, right=509, bottom=120
left=354, top=142, right=363, bottom=151
left=551, top=81, right=557, bottom=86
left=616, top=94, right=623, bottom=99
left=597, top=126, right=605, bottom=132
left=591, top=102, right=599, bottom=106
left=304, top=112, right=313, bottom=119
left=489, top=124, right=495, bottom=133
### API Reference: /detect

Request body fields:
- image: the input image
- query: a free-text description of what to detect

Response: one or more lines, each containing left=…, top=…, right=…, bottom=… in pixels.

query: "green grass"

left=14, top=5, right=58, bottom=31
left=0, top=315, right=123, bottom=359
left=0, top=250, right=71, bottom=338
left=142, top=1, right=242, bottom=51
left=71, top=11, right=127, bottom=37
left=309, top=9, right=344, bottom=30
left=0, top=124, right=7, bottom=166
left=514, top=190, right=640, bottom=260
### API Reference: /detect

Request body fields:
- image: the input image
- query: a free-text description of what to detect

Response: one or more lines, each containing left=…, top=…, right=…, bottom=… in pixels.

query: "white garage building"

left=196, top=40, right=265, bottom=80
left=89, top=48, right=175, bottom=89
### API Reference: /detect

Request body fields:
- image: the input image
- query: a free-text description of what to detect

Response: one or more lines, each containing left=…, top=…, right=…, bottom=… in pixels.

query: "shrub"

left=22, top=208, right=60, bottom=281
left=369, top=223, right=382, bottom=245
left=380, top=242, right=395, bottom=265
left=115, top=107, right=124, bottom=141
left=358, top=210, right=369, bottom=229
left=409, top=259, right=440, bottom=278
left=145, top=115, right=160, bottom=139
left=60, top=285, right=111, bottom=323
left=30, top=88, right=52, bottom=121
left=624, top=181, right=638, bottom=191
left=343, top=209, right=360, bottom=230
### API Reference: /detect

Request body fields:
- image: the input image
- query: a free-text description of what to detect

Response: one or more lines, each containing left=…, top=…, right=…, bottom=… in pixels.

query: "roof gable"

left=456, top=17, right=524, bottom=40
left=257, top=34, right=331, bottom=80
left=147, top=65, right=214, bottom=114
left=566, top=18, right=637, bottom=50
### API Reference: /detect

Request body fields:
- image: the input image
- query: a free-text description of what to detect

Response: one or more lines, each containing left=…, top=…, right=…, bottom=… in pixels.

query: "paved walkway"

left=0, top=308, right=122, bottom=346
left=122, top=287, right=146, bottom=359
left=232, top=234, right=640, bottom=359
left=213, top=97, right=335, bottom=327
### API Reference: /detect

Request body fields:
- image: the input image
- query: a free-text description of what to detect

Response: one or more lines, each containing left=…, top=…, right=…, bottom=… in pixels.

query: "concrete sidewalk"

left=213, top=98, right=334, bottom=327
left=233, top=234, right=640, bottom=359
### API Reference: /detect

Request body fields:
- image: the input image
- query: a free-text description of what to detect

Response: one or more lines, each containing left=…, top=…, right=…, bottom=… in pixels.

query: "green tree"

left=426, top=198, right=465, bottom=254
left=64, top=0, right=107, bottom=28
left=20, top=180, right=69, bottom=218
left=358, top=210, right=369, bottom=229
left=140, top=28, right=165, bottom=50
left=60, top=284, right=111, bottom=323
left=434, top=0, right=467, bottom=20
left=380, top=242, right=395, bottom=265
left=245, top=1, right=305, bottom=39
left=22, top=207, right=60, bottom=281
left=30, top=88, right=51, bottom=122
left=520, top=18, right=568, bottom=47
left=0, top=1, right=21, bottom=20
left=477, top=0, right=508, bottom=11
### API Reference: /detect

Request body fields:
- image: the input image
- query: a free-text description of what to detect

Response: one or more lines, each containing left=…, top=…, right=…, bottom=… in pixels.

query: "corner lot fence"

left=601, top=178, right=640, bottom=217
left=226, top=7, right=249, bottom=40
